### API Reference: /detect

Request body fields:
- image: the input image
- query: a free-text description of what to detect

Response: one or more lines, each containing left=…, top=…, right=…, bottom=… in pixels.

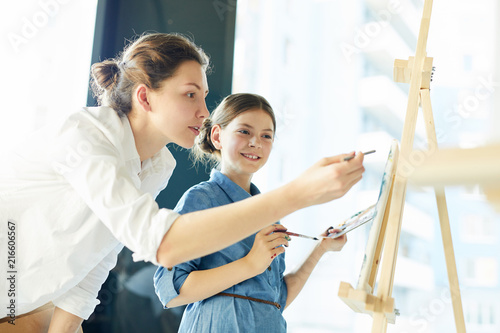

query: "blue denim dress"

left=154, top=170, right=287, bottom=332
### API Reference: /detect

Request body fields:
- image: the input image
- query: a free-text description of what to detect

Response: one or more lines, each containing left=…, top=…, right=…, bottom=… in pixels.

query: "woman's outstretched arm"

left=157, top=153, right=364, bottom=267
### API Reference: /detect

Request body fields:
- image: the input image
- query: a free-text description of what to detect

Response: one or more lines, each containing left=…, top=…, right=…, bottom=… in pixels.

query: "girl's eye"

left=238, top=130, right=250, bottom=135
left=263, top=134, right=273, bottom=140
left=187, top=93, right=195, bottom=98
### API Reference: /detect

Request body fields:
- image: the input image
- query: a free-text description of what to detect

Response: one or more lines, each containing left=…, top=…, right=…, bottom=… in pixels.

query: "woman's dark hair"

left=193, top=93, right=276, bottom=167
left=90, top=32, right=210, bottom=117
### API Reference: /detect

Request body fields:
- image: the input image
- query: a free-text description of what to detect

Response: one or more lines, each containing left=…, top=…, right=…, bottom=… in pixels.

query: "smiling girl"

left=154, top=93, right=349, bottom=332
left=0, top=33, right=364, bottom=333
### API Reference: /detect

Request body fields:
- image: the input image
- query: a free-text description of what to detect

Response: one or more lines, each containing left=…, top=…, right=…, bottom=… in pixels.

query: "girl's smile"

left=241, top=153, right=260, bottom=160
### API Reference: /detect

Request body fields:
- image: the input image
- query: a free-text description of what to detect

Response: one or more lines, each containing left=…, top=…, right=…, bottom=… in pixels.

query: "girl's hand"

left=244, top=224, right=289, bottom=275
left=318, top=227, right=347, bottom=252
left=288, top=152, right=365, bottom=209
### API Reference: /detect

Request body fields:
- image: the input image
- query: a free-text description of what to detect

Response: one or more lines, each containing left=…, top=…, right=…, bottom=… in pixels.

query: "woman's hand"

left=243, top=224, right=289, bottom=275
left=287, top=152, right=365, bottom=210
left=318, top=227, right=347, bottom=253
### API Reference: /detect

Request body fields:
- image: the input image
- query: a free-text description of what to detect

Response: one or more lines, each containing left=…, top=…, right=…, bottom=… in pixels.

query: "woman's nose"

left=199, top=100, right=209, bottom=118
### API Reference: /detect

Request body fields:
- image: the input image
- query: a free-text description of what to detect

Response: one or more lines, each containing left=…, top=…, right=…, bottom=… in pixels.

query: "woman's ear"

left=211, top=124, right=223, bottom=150
left=135, top=84, right=152, bottom=112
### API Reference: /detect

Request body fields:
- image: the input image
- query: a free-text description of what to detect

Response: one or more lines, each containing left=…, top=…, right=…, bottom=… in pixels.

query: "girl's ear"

left=135, top=84, right=152, bottom=112
left=211, top=124, right=223, bottom=150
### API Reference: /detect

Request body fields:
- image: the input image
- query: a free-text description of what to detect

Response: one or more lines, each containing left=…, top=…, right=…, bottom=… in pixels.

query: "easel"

left=338, top=0, right=467, bottom=332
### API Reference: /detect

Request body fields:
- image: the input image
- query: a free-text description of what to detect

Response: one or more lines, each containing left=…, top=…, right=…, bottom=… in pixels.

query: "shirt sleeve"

left=49, top=114, right=179, bottom=265
left=153, top=258, right=201, bottom=308
left=52, top=244, right=123, bottom=319
left=153, top=186, right=212, bottom=308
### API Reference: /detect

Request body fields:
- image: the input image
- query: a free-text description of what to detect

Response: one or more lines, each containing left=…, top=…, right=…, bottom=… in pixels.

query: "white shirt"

left=0, top=106, right=180, bottom=319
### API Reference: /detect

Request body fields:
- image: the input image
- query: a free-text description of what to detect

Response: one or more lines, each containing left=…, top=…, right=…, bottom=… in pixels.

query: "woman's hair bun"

left=91, top=60, right=120, bottom=91
left=202, top=118, right=212, bottom=128
left=196, top=118, right=216, bottom=154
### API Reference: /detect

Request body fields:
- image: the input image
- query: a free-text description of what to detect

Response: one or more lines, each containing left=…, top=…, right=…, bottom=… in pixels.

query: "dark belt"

left=216, top=292, right=281, bottom=310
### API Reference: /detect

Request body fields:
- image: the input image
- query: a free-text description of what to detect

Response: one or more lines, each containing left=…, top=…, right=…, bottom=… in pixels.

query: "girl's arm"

left=283, top=229, right=347, bottom=309
left=157, top=153, right=364, bottom=267
left=167, top=225, right=289, bottom=307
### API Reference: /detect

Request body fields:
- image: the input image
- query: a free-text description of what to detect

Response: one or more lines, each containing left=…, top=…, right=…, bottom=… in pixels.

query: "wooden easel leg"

left=420, top=89, right=467, bottom=332
left=372, top=312, right=388, bottom=333
left=434, top=188, right=466, bottom=332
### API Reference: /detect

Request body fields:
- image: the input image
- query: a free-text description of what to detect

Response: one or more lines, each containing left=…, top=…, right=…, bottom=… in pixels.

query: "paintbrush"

left=274, top=230, right=318, bottom=241
left=343, top=150, right=376, bottom=161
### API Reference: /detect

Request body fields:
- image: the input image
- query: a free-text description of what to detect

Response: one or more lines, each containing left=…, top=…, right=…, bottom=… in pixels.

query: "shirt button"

left=168, top=267, right=173, bottom=271
left=268, top=266, right=272, bottom=271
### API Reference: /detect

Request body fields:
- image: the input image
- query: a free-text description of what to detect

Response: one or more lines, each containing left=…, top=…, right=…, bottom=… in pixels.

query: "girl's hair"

left=90, top=32, right=210, bottom=117
left=193, top=93, right=276, bottom=166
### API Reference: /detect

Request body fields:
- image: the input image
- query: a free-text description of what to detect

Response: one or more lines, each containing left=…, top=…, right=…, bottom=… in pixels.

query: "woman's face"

left=214, top=108, right=275, bottom=182
left=148, top=60, right=209, bottom=148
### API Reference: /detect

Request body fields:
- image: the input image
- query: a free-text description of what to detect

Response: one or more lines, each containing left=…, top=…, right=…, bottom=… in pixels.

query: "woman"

left=0, top=33, right=364, bottom=332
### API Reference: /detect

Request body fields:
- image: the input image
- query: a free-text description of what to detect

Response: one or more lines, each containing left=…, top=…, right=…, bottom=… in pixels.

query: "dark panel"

left=88, top=0, right=236, bottom=210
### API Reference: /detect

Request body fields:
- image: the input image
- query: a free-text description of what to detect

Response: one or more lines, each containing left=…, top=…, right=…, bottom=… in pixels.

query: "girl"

left=154, top=93, right=349, bottom=332
left=0, top=33, right=364, bottom=333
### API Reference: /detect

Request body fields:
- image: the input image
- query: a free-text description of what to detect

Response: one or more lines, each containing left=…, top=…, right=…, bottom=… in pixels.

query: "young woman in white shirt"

left=0, top=32, right=365, bottom=333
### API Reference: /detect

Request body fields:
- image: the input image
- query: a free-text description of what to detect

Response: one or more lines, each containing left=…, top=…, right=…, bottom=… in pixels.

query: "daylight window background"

left=232, top=0, right=500, bottom=332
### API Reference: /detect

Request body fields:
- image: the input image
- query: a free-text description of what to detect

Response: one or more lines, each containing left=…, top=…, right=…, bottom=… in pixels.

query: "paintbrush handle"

left=344, top=150, right=376, bottom=161
left=275, top=230, right=318, bottom=240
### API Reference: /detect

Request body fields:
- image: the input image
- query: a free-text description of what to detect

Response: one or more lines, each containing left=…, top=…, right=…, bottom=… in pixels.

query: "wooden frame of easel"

left=338, top=0, right=467, bottom=332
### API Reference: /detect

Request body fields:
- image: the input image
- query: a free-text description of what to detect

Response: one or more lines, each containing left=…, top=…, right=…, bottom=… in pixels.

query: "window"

left=233, top=0, right=500, bottom=332
left=464, top=300, right=498, bottom=329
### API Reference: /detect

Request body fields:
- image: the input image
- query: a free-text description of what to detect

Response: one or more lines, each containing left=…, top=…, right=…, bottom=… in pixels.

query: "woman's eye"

left=263, top=135, right=273, bottom=140
left=238, top=130, right=250, bottom=135
left=187, top=93, right=195, bottom=98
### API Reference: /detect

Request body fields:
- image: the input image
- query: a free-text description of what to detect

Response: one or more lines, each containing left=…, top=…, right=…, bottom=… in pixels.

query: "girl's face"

left=213, top=108, right=275, bottom=185
left=148, top=60, right=209, bottom=148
